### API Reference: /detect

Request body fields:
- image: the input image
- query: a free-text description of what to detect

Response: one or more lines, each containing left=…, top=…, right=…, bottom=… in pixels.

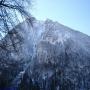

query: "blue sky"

left=31, top=0, right=90, bottom=36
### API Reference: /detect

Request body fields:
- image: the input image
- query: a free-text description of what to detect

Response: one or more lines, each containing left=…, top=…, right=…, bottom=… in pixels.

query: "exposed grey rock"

left=0, top=17, right=90, bottom=90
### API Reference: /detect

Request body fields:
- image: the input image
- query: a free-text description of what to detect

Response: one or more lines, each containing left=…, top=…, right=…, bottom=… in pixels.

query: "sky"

left=31, top=0, right=90, bottom=36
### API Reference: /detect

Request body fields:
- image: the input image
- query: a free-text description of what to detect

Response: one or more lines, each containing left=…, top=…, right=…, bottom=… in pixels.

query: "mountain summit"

left=0, top=17, right=90, bottom=90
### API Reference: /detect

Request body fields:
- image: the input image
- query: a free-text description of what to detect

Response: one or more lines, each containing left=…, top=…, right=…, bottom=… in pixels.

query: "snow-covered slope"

left=0, top=17, right=90, bottom=90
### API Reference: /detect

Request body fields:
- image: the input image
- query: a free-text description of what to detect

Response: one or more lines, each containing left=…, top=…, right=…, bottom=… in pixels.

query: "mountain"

left=0, top=17, right=90, bottom=90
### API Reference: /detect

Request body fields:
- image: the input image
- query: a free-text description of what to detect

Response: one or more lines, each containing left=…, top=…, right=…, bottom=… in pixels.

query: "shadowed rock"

left=0, top=17, right=90, bottom=90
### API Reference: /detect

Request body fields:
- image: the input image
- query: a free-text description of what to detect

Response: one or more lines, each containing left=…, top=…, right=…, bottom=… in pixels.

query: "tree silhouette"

left=0, top=0, right=32, bottom=50
left=0, top=0, right=32, bottom=33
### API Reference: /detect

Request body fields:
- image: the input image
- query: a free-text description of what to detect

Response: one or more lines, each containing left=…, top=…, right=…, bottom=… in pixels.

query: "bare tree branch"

left=0, top=0, right=32, bottom=51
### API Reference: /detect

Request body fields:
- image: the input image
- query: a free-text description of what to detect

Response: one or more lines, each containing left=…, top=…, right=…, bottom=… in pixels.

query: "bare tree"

left=0, top=0, right=32, bottom=34
left=0, top=1, right=33, bottom=87
left=0, top=0, right=32, bottom=51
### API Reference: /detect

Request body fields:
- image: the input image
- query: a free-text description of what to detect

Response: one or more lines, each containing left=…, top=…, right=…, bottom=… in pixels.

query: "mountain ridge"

left=0, top=17, right=90, bottom=90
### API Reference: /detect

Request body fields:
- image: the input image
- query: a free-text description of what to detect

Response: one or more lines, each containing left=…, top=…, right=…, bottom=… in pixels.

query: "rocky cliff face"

left=0, top=17, right=90, bottom=90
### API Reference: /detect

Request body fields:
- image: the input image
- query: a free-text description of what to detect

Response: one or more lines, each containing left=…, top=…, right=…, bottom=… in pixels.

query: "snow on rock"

left=0, top=17, right=90, bottom=90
